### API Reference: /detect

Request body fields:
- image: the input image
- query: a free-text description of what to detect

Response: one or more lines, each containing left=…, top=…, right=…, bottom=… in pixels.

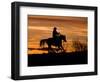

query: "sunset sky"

left=28, top=15, right=87, bottom=54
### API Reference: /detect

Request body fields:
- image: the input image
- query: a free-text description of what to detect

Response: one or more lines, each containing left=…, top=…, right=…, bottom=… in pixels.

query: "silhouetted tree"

left=72, top=40, right=87, bottom=52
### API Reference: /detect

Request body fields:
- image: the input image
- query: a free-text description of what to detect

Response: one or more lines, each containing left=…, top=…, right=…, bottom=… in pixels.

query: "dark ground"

left=28, top=51, right=87, bottom=67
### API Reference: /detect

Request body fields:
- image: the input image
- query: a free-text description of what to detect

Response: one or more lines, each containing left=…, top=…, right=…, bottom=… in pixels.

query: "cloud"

left=29, top=26, right=52, bottom=31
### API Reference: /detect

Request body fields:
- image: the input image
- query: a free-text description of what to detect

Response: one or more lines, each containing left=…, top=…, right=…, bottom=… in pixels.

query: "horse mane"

left=60, top=34, right=65, bottom=37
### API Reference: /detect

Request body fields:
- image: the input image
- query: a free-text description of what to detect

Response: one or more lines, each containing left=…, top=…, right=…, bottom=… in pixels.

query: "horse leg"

left=60, top=45, right=65, bottom=52
left=56, top=46, right=61, bottom=53
left=48, top=44, right=52, bottom=53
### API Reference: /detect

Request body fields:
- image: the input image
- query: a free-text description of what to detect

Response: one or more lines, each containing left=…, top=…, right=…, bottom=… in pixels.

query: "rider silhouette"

left=52, top=27, right=60, bottom=45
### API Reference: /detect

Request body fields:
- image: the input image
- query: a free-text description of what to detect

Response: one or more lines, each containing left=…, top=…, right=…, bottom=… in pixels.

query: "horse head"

left=60, top=35, right=67, bottom=42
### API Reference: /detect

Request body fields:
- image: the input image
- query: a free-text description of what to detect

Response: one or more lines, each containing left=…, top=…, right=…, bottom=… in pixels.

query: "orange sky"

left=28, top=15, right=87, bottom=54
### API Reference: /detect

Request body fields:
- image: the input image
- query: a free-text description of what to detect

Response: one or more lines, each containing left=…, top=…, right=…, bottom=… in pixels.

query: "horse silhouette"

left=40, top=34, right=67, bottom=53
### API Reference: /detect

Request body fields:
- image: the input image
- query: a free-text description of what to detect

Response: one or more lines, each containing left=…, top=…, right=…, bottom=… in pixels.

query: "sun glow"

left=28, top=15, right=87, bottom=54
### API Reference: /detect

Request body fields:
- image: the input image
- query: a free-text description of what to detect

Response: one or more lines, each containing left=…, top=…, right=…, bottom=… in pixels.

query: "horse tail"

left=40, top=40, right=43, bottom=47
left=40, top=39, right=46, bottom=47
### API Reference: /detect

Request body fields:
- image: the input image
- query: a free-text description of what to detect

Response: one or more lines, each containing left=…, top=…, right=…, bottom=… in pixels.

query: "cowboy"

left=52, top=27, right=60, bottom=45
left=53, top=27, right=59, bottom=38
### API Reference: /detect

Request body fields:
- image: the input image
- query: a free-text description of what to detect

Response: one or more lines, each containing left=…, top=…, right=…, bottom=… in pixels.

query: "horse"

left=40, top=34, right=67, bottom=53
